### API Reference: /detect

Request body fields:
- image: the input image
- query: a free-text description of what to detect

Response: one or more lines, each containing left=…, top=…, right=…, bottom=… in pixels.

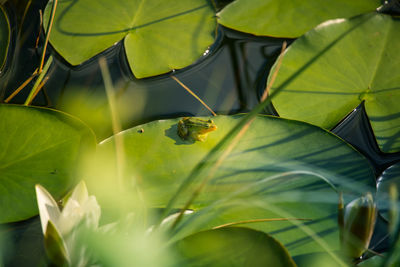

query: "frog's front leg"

left=192, top=133, right=207, bottom=142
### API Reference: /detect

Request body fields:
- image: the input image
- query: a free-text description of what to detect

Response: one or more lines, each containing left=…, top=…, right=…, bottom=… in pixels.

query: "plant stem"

left=4, top=70, right=38, bottom=103
left=16, top=0, right=57, bottom=105
left=171, top=75, right=217, bottom=116
left=39, top=0, right=57, bottom=73
left=17, top=0, right=33, bottom=39
left=98, top=57, right=124, bottom=191
left=24, top=56, right=53, bottom=106
left=212, top=218, right=312, bottom=229
left=28, top=77, right=50, bottom=105
left=35, top=10, right=43, bottom=49
left=99, top=57, right=148, bottom=226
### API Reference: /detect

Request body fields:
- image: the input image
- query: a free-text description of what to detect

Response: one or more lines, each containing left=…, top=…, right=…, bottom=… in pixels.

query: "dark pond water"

left=1, top=0, right=400, bottom=266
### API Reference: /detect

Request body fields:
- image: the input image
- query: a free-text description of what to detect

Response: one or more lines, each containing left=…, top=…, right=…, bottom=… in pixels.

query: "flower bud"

left=339, top=192, right=376, bottom=259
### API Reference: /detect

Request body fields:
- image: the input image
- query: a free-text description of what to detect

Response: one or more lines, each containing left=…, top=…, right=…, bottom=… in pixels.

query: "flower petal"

left=35, top=184, right=61, bottom=234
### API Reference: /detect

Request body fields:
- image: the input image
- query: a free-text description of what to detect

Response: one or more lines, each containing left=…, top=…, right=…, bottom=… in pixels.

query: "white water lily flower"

left=57, top=184, right=100, bottom=236
left=36, top=181, right=100, bottom=236
left=35, top=181, right=101, bottom=265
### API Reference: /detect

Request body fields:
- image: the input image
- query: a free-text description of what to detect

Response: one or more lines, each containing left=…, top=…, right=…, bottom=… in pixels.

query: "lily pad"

left=0, top=104, right=96, bottom=223
left=269, top=13, right=400, bottom=153
left=173, top=227, right=296, bottom=266
left=44, top=0, right=216, bottom=78
left=217, top=0, right=380, bottom=38
left=0, top=5, right=10, bottom=72
left=376, top=163, right=400, bottom=221
left=85, top=115, right=375, bottom=257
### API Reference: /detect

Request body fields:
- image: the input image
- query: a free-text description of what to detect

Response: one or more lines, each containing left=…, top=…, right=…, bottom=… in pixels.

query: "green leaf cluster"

left=2, top=0, right=400, bottom=266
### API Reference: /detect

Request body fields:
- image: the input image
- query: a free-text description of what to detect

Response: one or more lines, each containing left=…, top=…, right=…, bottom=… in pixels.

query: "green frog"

left=177, top=117, right=217, bottom=142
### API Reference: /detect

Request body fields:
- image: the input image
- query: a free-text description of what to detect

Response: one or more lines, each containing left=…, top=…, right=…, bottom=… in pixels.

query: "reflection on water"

left=332, top=102, right=400, bottom=174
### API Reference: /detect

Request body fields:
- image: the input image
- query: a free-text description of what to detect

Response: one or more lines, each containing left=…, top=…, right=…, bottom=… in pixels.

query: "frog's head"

left=187, top=118, right=217, bottom=134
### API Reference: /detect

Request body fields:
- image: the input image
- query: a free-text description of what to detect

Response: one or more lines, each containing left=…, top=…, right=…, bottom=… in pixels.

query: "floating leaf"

left=269, top=13, right=400, bottom=153
left=91, top=115, right=374, bottom=205
left=85, top=115, right=375, bottom=256
left=0, top=5, right=10, bottom=72
left=173, top=227, right=296, bottom=266
left=44, top=0, right=216, bottom=78
left=217, top=0, right=379, bottom=38
left=0, top=104, right=96, bottom=223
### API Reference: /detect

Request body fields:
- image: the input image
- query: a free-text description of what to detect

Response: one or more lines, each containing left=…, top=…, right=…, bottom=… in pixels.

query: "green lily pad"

left=173, top=227, right=296, bottom=266
left=0, top=104, right=96, bottom=223
left=269, top=13, right=400, bottom=153
left=91, top=115, right=375, bottom=206
left=85, top=115, right=375, bottom=257
left=217, top=0, right=380, bottom=38
left=0, top=5, right=10, bottom=72
left=376, top=163, right=400, bottom=221
left=44, top=0, right=216, bottom=78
